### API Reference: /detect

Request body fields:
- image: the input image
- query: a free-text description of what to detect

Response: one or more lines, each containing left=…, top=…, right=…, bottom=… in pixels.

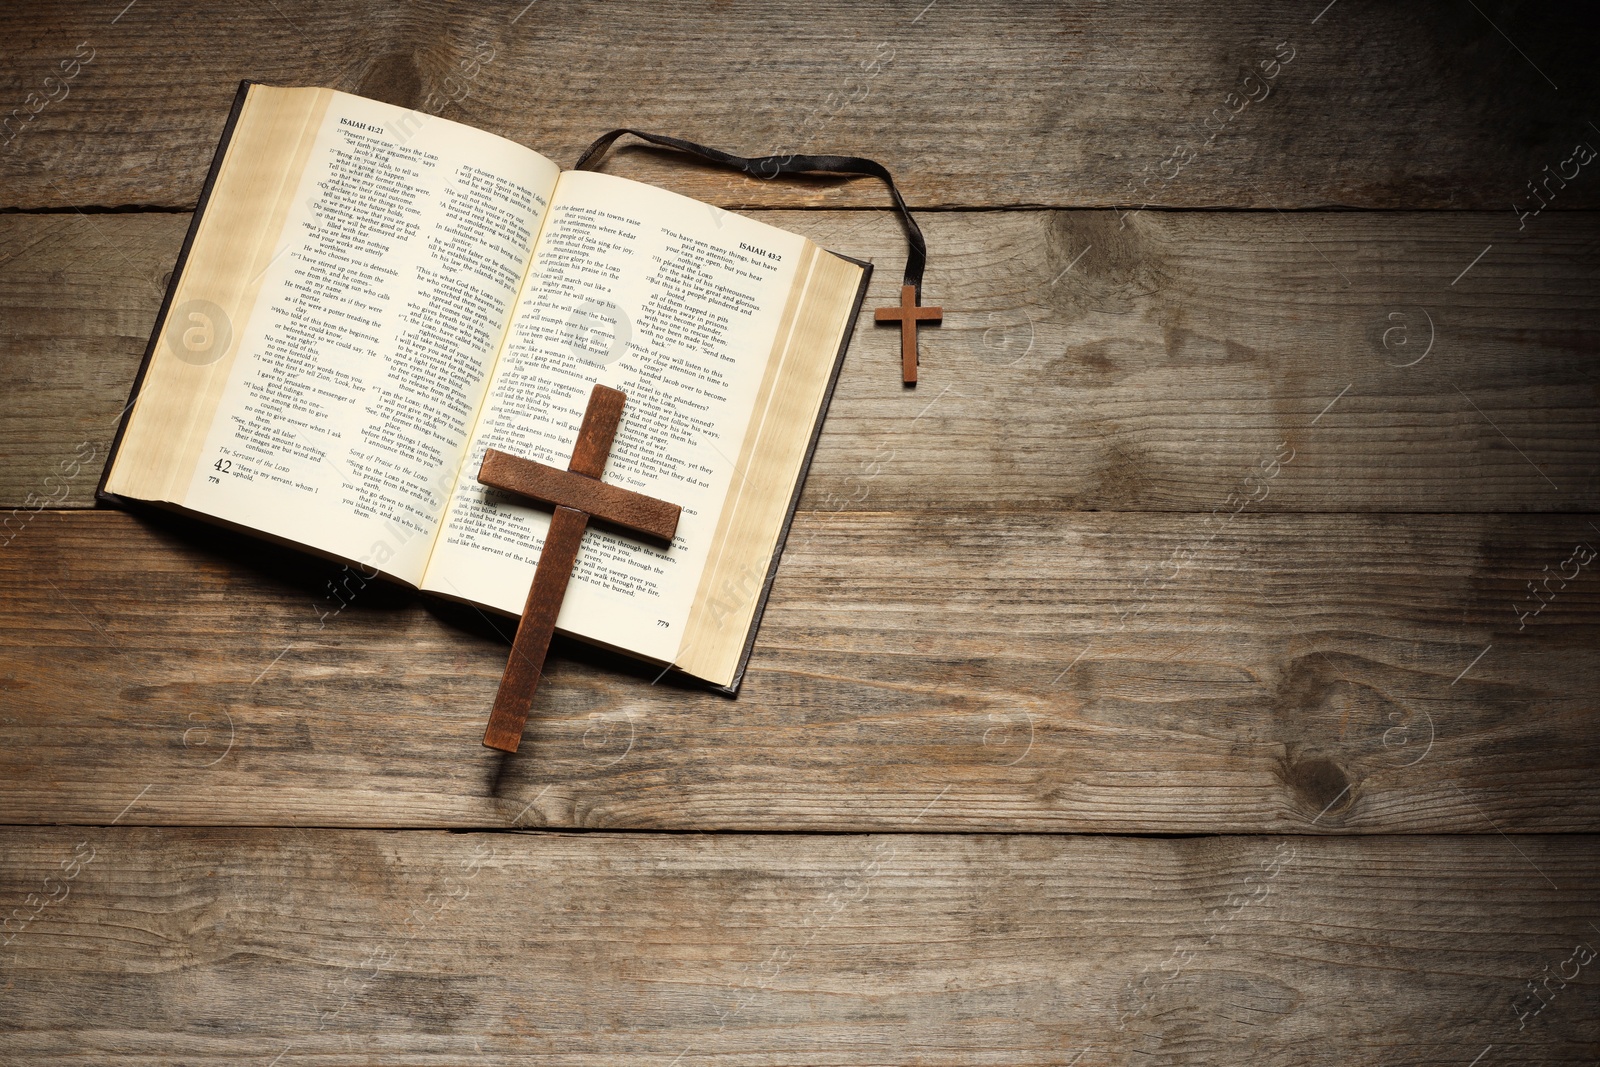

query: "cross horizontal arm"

left=478, top=449, right=680, bottom=544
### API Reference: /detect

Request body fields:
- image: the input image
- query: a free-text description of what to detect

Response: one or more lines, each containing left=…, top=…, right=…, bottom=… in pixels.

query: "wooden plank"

left=1, top=509, right=1595, bottom=832
left=1, top=1, right=1595, bottom=211
left=1, top=828, right=1596, bottom=1063
left=2, top=210, right=1597, bottom=513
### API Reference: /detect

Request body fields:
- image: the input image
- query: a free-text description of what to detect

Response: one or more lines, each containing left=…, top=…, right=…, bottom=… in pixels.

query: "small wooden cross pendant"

left=475, top=384, right=681, bottom=753
left=874, top=283, right=942, bottom=386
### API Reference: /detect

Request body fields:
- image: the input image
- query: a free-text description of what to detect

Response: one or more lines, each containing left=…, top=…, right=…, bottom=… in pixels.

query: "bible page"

left=178, top=88, right=560, bottom=584
left=422, top=169, right=811, bottom=664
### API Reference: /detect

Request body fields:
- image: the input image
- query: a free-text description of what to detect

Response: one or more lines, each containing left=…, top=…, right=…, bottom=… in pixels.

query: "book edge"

left=705, top=247, right=873, bottom=697
left=96, top=78, right=256, bottom=509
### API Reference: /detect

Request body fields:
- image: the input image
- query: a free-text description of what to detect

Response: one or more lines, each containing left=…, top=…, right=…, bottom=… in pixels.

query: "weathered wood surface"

left=2, top=829, right=1596, bottom=1065
left=2, top=509, right=1594, bottom=832
left=5, top=2, right=1596, bottom=1059
left=4, top=210, right=1597, bottom=513
left=1, top=0, right=1595, bottom=211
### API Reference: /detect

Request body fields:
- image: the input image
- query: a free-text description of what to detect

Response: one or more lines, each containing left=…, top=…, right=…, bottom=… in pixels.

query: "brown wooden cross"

left=875, top=283, right=942, bottom=386
left=475, top=383, right=680, bottom=753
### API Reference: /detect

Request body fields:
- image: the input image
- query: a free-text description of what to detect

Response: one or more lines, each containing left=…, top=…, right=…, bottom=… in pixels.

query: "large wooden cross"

left=875, top=283, right=942, bottom=385
left=475, top=383, right=680, bottom=753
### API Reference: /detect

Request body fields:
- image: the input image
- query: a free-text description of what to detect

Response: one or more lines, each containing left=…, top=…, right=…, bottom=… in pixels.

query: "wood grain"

left=1, top=828, right=1596, bottom=1065
left=2, top=1, right=1596, bottom=211
left=7, top=4, right=1596, bottom=1057
left=3, top=210, right=1597, bottom=513
left=1, top=509, right=1594, bottom=832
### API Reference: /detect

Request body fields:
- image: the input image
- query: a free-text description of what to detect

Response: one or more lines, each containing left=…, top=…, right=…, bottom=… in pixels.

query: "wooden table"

left=3, top=2, right=1598, bottom=1062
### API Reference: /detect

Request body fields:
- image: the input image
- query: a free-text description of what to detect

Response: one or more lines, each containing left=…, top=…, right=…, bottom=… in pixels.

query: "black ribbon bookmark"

left=574, top=129, right=939, bottom=385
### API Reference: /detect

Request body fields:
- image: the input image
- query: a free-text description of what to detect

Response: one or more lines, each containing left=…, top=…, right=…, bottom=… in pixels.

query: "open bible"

left=99, top=83, right=871, bottom=692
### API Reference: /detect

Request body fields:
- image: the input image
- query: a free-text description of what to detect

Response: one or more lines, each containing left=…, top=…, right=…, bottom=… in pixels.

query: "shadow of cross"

left=475, top=383, right=681, bottom=753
